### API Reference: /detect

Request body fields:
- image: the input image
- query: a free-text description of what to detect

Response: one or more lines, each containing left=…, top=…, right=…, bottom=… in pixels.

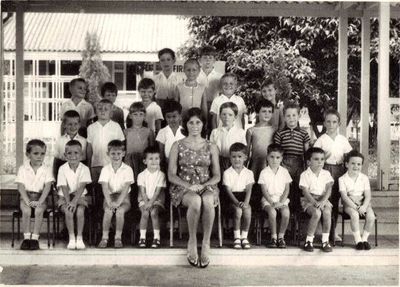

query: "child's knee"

left=150, top=208, right=159, bottom=218
left=280, top=207, right=290, bottom=219
left=310, top=208, right=321, bottom=219
left=322, top=208, right=331, bottom=219
left=116, top=208, right=126, bottom=218
left=266, top=207, right=277, bottom=219
left=20, top=204, right=31, bottom=216
left=366, top=209, right=375, bottom=222
left=34, top=207, right=45, bottom=217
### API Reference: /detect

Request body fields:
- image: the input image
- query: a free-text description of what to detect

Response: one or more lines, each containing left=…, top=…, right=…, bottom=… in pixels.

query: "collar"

left=283, top=124, right=301, bottom=131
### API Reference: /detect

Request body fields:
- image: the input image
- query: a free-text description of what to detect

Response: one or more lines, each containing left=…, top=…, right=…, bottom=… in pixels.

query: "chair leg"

left=52, top=213, right=56, bottom=247
left=47, top=216, right=50, bottom=248
left=12, top=215, right=15, bottom=248
left=341, top=215, right=345, bottom=247
left=170, top=202, right=174, bottom=247
left=217, top=204, right=222, bottom=247
left=178, top=208, right=183, bottom=240
left=375, top=218, right=378, bottom=247
left=17, top=217, right=20, bottom=240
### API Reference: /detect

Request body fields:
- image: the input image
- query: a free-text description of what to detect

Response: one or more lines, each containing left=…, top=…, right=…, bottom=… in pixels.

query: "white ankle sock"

left=361, top=231, right=370, bottom=242
left=278, top=233, right=285, bottom=239
left=241, top=231, right=248, bottom=239
left=271, top=233, right=277, bottom=240
left=140, top=229, right=146, bottom=239
left=153, top=229, right=160, bottom=240
left=23, top=233, right=31, bottom=240
left=306, top=235, right=314, bottom=243
left=321, top=233, right=329, bottom=243
left=31, top=233, right=39, bottom=240
left=233, top=230, right=240, bottom=239
left=353, top=231, right=362, bottom=243
left=115, top=230, right=122, bottom=239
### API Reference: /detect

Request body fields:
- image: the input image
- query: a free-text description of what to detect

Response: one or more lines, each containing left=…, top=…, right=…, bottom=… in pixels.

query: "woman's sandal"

left=97, top=239, right=108, bottom=249
left=199, top=256, right=210, bottom=268
left=187, top=254, right=198, bottom=267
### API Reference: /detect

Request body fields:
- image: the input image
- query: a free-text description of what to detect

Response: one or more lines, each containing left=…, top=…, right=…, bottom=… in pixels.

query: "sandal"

left=199, top=256, right=210, bottom=268
left=241, top=238, right=251, bottom=249
left=97, top=239, right=108, bottom=249
left=114, top=238, right=123, bottom=248
left=138, top=239, right=146, bottom=248
left=233, top=238, right=241, bottom=249
left=151, top=239, right=160, bottom=248
left=187, top=254, right=198, bottom=267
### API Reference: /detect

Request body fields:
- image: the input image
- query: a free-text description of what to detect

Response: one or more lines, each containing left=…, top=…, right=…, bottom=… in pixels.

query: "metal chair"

left=339, top=210, right=378, bottom=247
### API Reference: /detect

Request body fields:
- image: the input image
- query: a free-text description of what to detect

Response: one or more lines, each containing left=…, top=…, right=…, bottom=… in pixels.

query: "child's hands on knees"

left=358, top=205, right=367, bottom=216
left=67, top=201, right=77, bottom=213
left=30, top=200, right=39, bottom=208
left=144, top=201, right=152, bottom=211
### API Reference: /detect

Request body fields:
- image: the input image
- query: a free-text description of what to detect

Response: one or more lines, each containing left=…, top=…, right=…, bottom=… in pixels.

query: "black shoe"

left=277, top=238, right=286, bottom=249
left=267, top=238, right=278, bottom=248
left=304, top=241, right=314, bottom=252
left=20, top=239, right=30, bottom=250
left=29, top=239, right=40, bottom=250
left=363, top=241, right=371, bottom=250
left=151, top=239, right=160, bottom=248
left=356, top=242, right=364, bottom=250
left=322, top=241, right=332, bottom=252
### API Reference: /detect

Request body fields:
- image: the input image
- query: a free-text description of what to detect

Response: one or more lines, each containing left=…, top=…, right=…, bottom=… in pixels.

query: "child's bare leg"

left=278, top=206, right=290, bottom=238
left=150, top=207, right=160, bottom=240
left=233, top=205, right=242, bottom=239
left=76, top=206, right=85, bottom=238
left=32, top=205, right=46, bottom=237
left=139, top=207, right=150, bottom=239
left=362, top=206, right=376, bottom=242
left=102, top=208, right=113, bottom=240
left=20, top=203, right=32, bottom=237
left=306, top=206, right=321, bottom=239
left=115, top=205, right=128, bottom=240
left=345, top=206, right=362, bottom=243
left=241, top=206, right=251, bottom=233
left=63, top=207, right=75, bottom=239
left=321, top=205, right=332, bottom=243
left=265, top=206, right=277, bottom=238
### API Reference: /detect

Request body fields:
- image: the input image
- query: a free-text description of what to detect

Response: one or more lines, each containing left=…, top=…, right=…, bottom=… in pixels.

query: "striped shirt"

left=274, top=125, right=310, bottom=158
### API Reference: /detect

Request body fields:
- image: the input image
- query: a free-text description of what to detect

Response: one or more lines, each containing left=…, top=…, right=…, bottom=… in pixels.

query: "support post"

left=0, top=10, right=4, bottom=175
left=16, top=5, right=24, bottom=169
left=360, top=11, right=371, bottom=174
left=338, top=10, right=348, bottom=135
left=377, top=2, right=391, bottom=190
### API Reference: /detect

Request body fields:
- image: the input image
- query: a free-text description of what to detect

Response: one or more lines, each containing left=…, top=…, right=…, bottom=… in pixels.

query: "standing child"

left=274, top=103, right=310, bottom=212
left=299, top=147, right=334, bottom=252
left=57, top=140, right=91, bottom=250
left=53, top=110, right=87, bottom=178
left=156, top=100, right=185, bottom=168
left=314, top=109, right=352, bottom=242
left=137, top=146, right=167, bottom=248
left=15, top=139, right=54, bottom=250
left=259, top=78, right=285, bottom=130
left=125, top=101, right=155, bottom=180
left=210, top=73, right=247, bottom=130
left=246, top=99, right=276, bottom=181
left=210, top=102, right=247, bottom=171
left=97, top=140, right=134, bottom=248
left=60, top=78, right=95, bottom=128
left=339, top=150, right=375, bottom=250
left=100, top=82, right=125, bottom=130
left=259, top=144, right=292, bottom=248
left=175, top=59, right=208, bottom=120
left=223, top=143, right=254, bottom=249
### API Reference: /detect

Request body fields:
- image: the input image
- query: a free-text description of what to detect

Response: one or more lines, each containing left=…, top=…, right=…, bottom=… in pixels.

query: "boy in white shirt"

left=210, top=73, right=247, bottom=130
left=223, top=143, right=254, bottom=249
left=259, top=144, right=292, bottom=248
left=137, top=146, right=167, bottom=248
left=15, top=139, right=54, bottom=250
left=210, top=102, right=247, bottom=171
left=97, top=140, right=134, bottom=249
left=57, top=140, right=92, bottom=250
left=339, top=150, right=375, bottom=250
left=299, top=147, right=334, bottom=252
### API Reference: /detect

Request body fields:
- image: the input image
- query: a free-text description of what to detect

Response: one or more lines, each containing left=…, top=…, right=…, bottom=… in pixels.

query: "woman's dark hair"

left=181, top=107, right=207, bottom=138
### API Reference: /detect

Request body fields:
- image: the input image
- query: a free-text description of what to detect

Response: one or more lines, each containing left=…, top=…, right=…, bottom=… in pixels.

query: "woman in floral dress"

left=168, top=108, right=220, bottom=268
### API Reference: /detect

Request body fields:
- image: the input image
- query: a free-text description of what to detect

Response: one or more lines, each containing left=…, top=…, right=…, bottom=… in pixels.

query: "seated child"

left=259, top=78, right=285, bottom=130
left=339, top=150, right=375, bottom=250
left=97, top=140, right=134, bottom=248
left=175, top=58, right=208, bottom=119
left=299, top=147, right=334, bottom=252
left=54, top=110, right=87, bottom=178
left=137, top=146, right=166, bottom=248
left=259, top=144, right=292, bottom=248
left=210, top=73, right=247, bottom=130
left=57, top=140, right=92, bottom=250
left=223, top=143, right=254, bottom=249
left=125, top=101, right=155, bottom=180
left=246, top=99, right=276, bottom=181
left=156, top=100, right=185, bottom=169
left=210, top=102, right=247, bottom=172
left=15, top=139, right=54, bottom=250
left=100, top=82, right=125, bottom=130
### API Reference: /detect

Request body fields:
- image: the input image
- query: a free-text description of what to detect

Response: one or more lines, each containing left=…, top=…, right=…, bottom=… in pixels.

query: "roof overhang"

left=2, top=1, right=400, bottom=18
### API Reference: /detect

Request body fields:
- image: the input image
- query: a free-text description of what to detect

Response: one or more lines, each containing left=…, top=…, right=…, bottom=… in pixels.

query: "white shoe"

left=76, top=237, right=86, bottom=250
left=67, top=239, right=76, bottom=250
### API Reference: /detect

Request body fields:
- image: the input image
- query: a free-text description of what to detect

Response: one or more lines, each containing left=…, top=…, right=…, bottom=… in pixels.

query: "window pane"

left=24, top=60, right=33, bottom=75
left=126, top=62, right=136, bottom=91
left=61, top=61, right=81, bottom=76
left=115, top=62, right=124, bottom=70
left=114, top=72, right=124, bottom=90
left=39, top=61, right=47, bottom=75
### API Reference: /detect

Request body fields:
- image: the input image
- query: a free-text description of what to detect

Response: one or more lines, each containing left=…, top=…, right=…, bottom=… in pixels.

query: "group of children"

left=16, top=46, right=375, bottom=253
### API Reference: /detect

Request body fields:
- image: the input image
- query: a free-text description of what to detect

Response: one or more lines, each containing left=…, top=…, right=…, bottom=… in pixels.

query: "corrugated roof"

left=3, top=13, right=190, bottom=53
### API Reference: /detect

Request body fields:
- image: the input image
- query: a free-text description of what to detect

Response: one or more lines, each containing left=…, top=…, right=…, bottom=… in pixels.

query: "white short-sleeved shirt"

left=145, top=101, right=164, bottom=132
left=258, top=166, right=292, bottom=202
left=137, top=169, right=167, bottom=199
left=153, top=72, right=183, bottom=101
left=223, top=166, right=254, bottom=193
left=60, top=99, right=95, bottom=127
left=56, top=162, right=91, bottom=196
left=98, top=162, right=134, bottom=194
left=210, top=94, right=247, bottom=129
left=156, top=125, right=185, bottom=159
left=299, top=167, right=334, bottom=196
left=15, top=162, right=54, bottom=193
left=339, top=172, right=370, bottom=197
left=197, top=69, right=223, bottom=103
left=55, top=134, right=87, bottom=161
left=314, top=134, right=352, bottom=165
left=87, top=120, right=125, bottom=167
left=210, top=126, right=247, bottom=157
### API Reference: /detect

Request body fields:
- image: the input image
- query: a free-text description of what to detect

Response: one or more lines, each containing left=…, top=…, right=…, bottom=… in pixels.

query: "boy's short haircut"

left=158, top=48, right=176, bottom=60
left=305, top=147, right=325, bottom=161
left=256, top=99, right=275, bottom=113
left=220, top=72, right=237, bottom=83
left=184, top=58, right=201, bottom=69
left=129, top=101, right=146, bottom=114
left=65, top=139, right=82, bottom=149
left=261, top=78, right=275, bottom=89
left=107, top=139, right=125, bottom=151
left=69, top=78, right=86, bottom=88
left=324, top=108, right=341, bottom=123
left=98, top=98, right=113, bottom=106
left=26, top=139, right=46, bottom=153
left=345, top=149, right=363, bottom=164
left=101, top=82, right=118, bottom=97
left=199, top=45, right=217, bottom=57
left=143, top=145, right=161, bottom=158
left=229, top=142, right=247, bottom=155
left=283, top=102, right=300, bottom=114
left=219, top=101, right=238, bottom=116
left=138, top=78, right=156, bottom=91
left=267, top=143, right=284, bottom=155
left=63, top=110, right=81, bottom=121
left=164, top=100, right=182, bottom=115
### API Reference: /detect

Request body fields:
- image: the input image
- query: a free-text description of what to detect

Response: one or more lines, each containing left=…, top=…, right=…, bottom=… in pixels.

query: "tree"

left=79, top=32, right=110, bottom=105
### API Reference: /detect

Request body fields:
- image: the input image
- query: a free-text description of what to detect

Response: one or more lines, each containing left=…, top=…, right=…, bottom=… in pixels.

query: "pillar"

left=16, top=5, right=24, bottom=169
left=338, top=11, right=348, bottom=135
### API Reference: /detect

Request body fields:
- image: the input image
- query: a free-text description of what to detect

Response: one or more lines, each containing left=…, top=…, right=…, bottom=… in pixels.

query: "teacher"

left=168, top=107, right=221, bottom=268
